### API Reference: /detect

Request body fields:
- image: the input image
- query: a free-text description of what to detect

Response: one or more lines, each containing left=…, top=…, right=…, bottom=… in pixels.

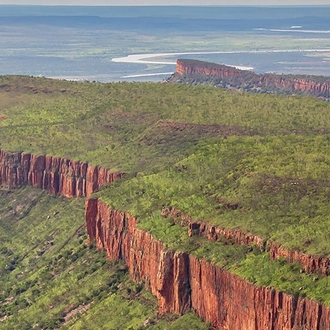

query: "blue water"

left=1, top=5, right=330, bottom=82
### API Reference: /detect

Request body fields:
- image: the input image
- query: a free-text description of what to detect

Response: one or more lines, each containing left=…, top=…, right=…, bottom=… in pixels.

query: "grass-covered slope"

left=98, top=135, right=330, bottom=256
left=0, top=187, right=209, bottom=330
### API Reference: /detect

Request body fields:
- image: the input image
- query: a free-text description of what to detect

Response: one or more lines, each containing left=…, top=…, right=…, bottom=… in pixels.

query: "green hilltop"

left=1, top=75, right=330, bottom=327
left=0, top=76, right=329, bottom=172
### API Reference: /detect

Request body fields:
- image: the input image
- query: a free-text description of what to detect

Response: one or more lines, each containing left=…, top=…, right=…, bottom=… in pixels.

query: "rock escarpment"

left=175, top=60, right=241, bottom=78
left=85, top=200, right=191, bottom=315
left=170, top=59, right=330, bottom=99
left=86, top=198, right=330, bottom=330
left=1, top=148, right=329, bottom=328
left=0, top=150, right=122, bottom=197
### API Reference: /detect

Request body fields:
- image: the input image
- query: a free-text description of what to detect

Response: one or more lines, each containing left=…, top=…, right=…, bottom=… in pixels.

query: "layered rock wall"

left=86, top=198, right=330, bottom=330
left=0, top=150, right=122, bottom=197
left=85, top=200, right=191, bottom=314
left=2, top=147, right=329, bottom=328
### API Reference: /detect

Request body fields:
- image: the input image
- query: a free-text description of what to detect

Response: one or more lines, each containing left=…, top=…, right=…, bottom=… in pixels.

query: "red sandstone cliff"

left=174, top=59, right=330, bottom=99
left=176, top=59, right=241, bottom=78
left=85, top=198, right=330, bottom=330
left=0, top=150, right=122, bottom=197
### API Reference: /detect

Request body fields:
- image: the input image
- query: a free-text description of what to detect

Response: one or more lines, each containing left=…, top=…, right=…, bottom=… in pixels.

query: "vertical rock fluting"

left=0, top=150, right=122, bottom=197
left=85, top=198, right=330, bottom=330
left=85, top=199, right=191, bottom=315
left=189, top=257, right=330, bottom=329
left=3, top=146, right=329, bottom=327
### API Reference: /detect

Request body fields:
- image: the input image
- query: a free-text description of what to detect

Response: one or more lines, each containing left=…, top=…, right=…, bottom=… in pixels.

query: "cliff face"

left=176, top=59, right=240, bottom=78
left=85, top=200, right=191, bottom=315
left=174, top=59, right=330, bottom=99
left=2, top=147, right=329, bottom=328
left=86, top=198, right=330, bottom=330
left=269, top=244, right=330, bottom=276
left=0, top=150, right=122, bottom=197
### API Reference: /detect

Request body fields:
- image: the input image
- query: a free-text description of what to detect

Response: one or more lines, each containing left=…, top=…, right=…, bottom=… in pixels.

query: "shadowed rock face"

left=86, top=198, right=330, bottom=330
left=173, top=59, right=330, bottom=99
left=0, top=150, right=123, bottom=197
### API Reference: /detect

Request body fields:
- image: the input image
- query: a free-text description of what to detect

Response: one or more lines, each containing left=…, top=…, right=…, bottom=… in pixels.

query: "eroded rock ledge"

left=86, top=198, right=330, bottom=330
left=0, top=150, right=123, bottom=197
left=161, top=206, right=330, bottom=276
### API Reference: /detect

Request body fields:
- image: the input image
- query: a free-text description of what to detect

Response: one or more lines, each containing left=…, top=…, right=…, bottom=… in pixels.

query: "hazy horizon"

left=0, top=1, right=330, bottom=6
left=1, top=5, right=330, bottom=81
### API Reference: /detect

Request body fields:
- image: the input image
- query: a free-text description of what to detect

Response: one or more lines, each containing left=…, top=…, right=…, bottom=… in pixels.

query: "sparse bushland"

left=98, top=134, right=330, bottom=256
left=1, top=76, right=330, bottom=173
left=1, top=76, right=330, bottom=326
left=96, top=134, right=330, bottom=306
left=0, top=187, right=209, bottom=329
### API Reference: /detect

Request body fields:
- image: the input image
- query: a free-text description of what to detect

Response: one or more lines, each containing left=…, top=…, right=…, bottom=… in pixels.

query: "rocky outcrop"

left=0, top=150, right=122, bottom=197
left=86, top=198, right=330, bottom=330
left=161, top=206, right=264, bottom=247
left=2, top=146, right=329, bottom=327
left=172, top=59, right=330, bottom=99
left=269, top=244, right=330, bottom=276
left=161, top=206, right=330, bottom=276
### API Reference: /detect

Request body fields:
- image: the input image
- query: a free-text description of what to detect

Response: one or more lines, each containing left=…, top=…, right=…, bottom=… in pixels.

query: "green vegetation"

left=0, top=187, right=208, bottom=329
left=95, top=135, right=330, bottom=306
left=98, top=135, right=330, bottom=256
left=1, top=76, right=330, bottom=325
left=1, top=76, right=330, bottom=173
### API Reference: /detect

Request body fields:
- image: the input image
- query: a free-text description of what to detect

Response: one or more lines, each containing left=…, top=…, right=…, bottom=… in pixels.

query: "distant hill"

left=167, top=59, right=330, bottom=100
